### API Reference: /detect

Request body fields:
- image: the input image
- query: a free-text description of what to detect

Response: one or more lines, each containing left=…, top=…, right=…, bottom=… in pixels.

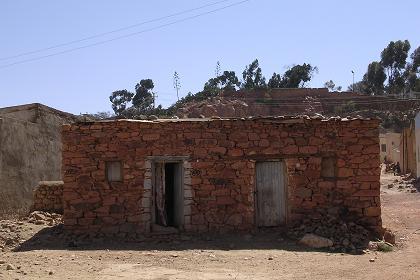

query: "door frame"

left=254, top=159, right=288, bottom=227
left=150, top=158, right=185, bottom=230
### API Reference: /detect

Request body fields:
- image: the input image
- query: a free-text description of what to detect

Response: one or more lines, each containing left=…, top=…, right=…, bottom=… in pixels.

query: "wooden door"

left=256, top=161, right=286, bottom=227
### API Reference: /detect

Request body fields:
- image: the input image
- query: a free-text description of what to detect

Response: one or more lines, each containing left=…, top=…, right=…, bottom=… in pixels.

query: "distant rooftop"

left=0, top=103, right=75, bottom=119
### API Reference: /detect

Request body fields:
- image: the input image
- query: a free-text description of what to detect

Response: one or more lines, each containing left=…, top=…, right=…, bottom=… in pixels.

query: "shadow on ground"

left=13, top=224, right=359, bottom=254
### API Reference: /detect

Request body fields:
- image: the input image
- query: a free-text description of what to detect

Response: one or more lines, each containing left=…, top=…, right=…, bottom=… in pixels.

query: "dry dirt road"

left=1, top=170, right=419, bottom=280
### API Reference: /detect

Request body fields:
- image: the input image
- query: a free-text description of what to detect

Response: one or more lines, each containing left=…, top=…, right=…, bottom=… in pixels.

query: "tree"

left=405, top=46, right=420, bottom=92
left=268, top=73, right=282, bottom=88
left=133, top=79, right=154, bottom=112
left=109, top=89, right=134, bottom=116
left=218, top=71, right=240, bottom=91
left=362, top=61, right=386, bottom=95
left=347, top=81, right=367, bottom=93
left=381, top=40, right=411, bottom=94
left=241, top=59, right=266, bottom=89
left=323, top=80, right=342, bottom=92
left=280, top=63, right=318, bottom=88
left=173, top=71, right=181, bottom=101
left=204, top=70, right=240, bottom=92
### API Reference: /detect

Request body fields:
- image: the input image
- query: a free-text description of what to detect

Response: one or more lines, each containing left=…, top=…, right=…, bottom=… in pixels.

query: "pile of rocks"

left=386, top=176, right=418, bottom=193
left=0, top=220, right=26, bottom=251
left=27, top=211, right=62, bottom=226
left=289, top=214, right=372, bottom=252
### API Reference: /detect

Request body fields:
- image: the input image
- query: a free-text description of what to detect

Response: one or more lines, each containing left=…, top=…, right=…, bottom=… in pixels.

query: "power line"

left=0, top=0, right=250, bottom=69
left=0, top=0, right=233, bottom=61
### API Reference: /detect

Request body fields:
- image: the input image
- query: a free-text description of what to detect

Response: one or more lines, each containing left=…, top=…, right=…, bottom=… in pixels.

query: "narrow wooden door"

left=256, top=161, right=286, bottom=227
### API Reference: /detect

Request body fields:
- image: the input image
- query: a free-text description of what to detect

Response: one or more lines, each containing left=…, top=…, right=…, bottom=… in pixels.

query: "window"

left=381, top=144, right=387, bottom=152
left=106, top=161, right=122, bottom=182
left=321, top=157, right=336, bottom=178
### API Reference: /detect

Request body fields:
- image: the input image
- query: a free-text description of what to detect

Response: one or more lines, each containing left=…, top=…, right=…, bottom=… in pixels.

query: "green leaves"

left=241, top=59, right=266, bottom=89
left=109, top=89, right=134, bottom=116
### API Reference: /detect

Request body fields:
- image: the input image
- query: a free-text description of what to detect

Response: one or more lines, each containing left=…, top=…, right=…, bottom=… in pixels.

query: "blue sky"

left=1, top=0, right=419, bottom=114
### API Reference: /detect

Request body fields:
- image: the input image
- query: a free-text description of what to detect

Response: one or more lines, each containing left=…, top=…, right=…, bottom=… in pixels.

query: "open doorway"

left=153, top=161, right=184, bottom=229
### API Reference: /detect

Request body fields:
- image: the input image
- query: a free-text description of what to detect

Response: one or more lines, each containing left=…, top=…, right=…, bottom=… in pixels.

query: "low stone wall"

left=32, top=181, right=64, bottom=214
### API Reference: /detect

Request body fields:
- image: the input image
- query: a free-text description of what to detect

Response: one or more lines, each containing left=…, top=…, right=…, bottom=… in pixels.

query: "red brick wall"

left=62, top=117, right=381, bottom=236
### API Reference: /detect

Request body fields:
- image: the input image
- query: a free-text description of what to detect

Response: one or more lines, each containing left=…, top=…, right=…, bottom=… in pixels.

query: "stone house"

left=62, top=117, right=382, bottom=236
left=0, top=103, right=75, bottom=213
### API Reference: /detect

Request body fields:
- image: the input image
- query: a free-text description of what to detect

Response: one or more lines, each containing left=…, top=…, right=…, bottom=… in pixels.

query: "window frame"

left=105, top=161, right=123, bottom=182
left=321, top=157, right=336, bottom=178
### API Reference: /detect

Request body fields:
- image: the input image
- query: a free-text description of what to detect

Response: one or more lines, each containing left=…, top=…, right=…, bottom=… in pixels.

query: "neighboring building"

left=0, top=103, right=75, bottom=213
left=379, top=132, right=402, bottom=163
left=379, top=113, right=420, bottom=177
left=62, top=117, right=382, bottom=236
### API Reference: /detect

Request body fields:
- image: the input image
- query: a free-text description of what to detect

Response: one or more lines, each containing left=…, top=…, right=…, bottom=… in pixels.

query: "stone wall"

left=32, top=181, right=64, bottom=214
left=62, top=117, right=382, bottom=236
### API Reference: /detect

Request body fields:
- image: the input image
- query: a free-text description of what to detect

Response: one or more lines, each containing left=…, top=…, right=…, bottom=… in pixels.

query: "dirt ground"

left=1, top=169, right=419, bottom=280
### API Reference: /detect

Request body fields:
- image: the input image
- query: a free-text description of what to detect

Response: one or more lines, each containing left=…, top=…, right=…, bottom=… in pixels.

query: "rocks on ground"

left=289, top=213, right=372, bottom=252
left=0, top=211, right=63, bottom=251
left=27, top=211, right=62, bottom=226
left=299, top=234, right=333, bottom=248
left=385, top=173, right=418, bottom=193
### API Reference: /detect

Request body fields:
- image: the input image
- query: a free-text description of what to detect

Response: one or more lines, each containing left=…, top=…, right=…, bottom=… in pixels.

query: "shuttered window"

left=106, top=161, right=122, bottom=182
left=321, top=157, right=336, bottom=178
left=381, top=144, right=387, bottom=152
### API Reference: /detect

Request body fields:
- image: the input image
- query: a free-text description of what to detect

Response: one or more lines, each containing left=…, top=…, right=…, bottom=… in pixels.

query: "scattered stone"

left=299, top=234, right=333, bottom=248
left=383, top=229, right=396, bottom=244
left=290, top=213, right=372, bottom=252
left=368, top=241, right=378, bottom=251
left=369, top=258, right=375, bottom=262
left=268, top=257, right=273, bottom=260
left=0, top=260, right=5, bottom=264
left=49, top=271, right=54, bottom=275
left=6, top=264, right=15, bottom=270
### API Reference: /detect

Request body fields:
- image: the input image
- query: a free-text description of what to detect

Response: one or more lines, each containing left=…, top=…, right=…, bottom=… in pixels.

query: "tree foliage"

left=109, top=89, right=134, bottom=116
left=351, top=40, right=419, bottom=95
left=241, top=59, right=266, bottom=89
left=133, top=79, right=154, bottom=111
left=267, top=73, right=282, bottom=88
left=324, top=80, right=342, bottom=92
left=362, top=61, right=387, bottom=95
left=267, top=64, right=318, bottom=89
left=204, top=70, right=240, bottom=92
left=381, top=40, right=411, bottom=94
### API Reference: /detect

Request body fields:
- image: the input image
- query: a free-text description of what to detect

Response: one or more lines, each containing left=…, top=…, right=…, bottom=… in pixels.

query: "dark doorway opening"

left=165, top=163, right=176, bottom=227
left=153, top=162, right=183, bottom=230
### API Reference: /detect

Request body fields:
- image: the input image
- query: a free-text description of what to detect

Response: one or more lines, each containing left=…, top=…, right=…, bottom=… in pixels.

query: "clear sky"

left=1, top=0, right=419, bottom=114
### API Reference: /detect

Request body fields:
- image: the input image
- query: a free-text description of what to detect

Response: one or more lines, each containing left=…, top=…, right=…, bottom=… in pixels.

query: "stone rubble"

left=27, top=211, right=62, bottom=226
left=0, top=211, right=62, bottom=251
left=289, top=214, right=372, bottom=252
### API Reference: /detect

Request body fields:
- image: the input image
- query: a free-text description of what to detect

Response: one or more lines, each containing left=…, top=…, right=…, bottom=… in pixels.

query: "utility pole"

left=351, top=70, right=355, bottom=92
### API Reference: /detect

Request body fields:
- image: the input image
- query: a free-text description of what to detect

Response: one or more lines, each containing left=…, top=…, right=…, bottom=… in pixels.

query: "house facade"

left=62, top=117, right=382, bottom=236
